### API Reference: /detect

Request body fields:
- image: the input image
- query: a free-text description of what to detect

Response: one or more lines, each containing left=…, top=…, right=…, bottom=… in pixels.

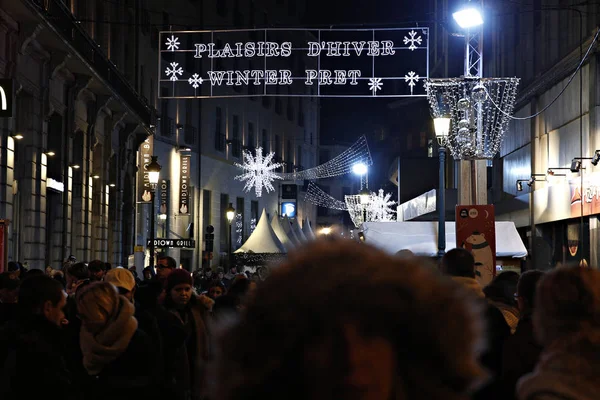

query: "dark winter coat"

left=502, top=315, right=542, bottom=400
left=0, top=315, right=77, bottom=400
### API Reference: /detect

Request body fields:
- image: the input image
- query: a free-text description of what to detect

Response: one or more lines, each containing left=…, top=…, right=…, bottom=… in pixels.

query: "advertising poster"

left=456, top=205, right=496, bottom=286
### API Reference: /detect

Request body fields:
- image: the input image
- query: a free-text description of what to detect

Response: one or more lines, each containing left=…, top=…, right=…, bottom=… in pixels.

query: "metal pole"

left=228, top=220, right=232, bottom=268
left=397, top=156, right=402, bottom=221
left=149, top=189, right=155, bottom=268
left=438, top=146, right=447, bottom=258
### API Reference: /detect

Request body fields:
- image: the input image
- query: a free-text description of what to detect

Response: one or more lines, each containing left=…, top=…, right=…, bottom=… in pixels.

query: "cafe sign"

left=159, top=28, right=429, bottom=98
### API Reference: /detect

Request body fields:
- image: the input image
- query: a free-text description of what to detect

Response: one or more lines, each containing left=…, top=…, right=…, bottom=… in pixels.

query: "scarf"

left=451, top=277, right=485, bottom=298
left=80, top=296, right=138, bottom=375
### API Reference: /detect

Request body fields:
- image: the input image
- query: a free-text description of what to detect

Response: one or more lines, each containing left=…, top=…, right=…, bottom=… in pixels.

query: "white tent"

left=302, top=218, right=317, bottom=240
left=235, top=209, right=286, bottom=254
left=282, top=216, right=301, bottom=246
left=291, top=218, right=308, bottom=243
left=362, top=221, right=527, bottom=258
left=270, top=213, right=296, bottom=251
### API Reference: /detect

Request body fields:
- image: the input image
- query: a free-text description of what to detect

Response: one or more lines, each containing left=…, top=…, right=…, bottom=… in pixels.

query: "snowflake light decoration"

left=368, top=78, right=383, bottom=96
left=165, top=62, right=183, bottom=81
left=188, top=73, right=203, bottom=89
left=234, top=147, right=283, bottom=197
left=403, top=30, right=422, bottom=51
left=404, top=71, right=420, bottom=95
left=165, top=35, right=180, bottom=51
left=367, top=189, right=396, bottom=222
left=236, top=213, right=243, bottom=245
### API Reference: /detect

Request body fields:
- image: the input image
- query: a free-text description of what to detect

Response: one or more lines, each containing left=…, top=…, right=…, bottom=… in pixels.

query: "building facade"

left=0, top=0, right=319, bottom=272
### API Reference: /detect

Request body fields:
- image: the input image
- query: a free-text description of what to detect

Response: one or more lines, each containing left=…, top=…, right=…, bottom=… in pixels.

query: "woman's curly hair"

left=209, top=240, right=486, bottom=400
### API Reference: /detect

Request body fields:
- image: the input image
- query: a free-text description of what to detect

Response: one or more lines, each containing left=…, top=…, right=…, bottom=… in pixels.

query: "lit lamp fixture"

left=352, top=162, right=368, bottom=176
left=146, top=156, right=162, bottom=269
left=70, top=164, right=81, bottom=169
left=11, top=133, right=24, bottom=140
left=147, top=156, right=162, bottom=185
left=433, top=117, right=451, bottom=145
left=453, top=1, right=484, bottom=29
left=225, top=203, right=236, bottom=268
left=109, top=183, right=116, bottom=188
left=570, top=159, right=583, bottom=173
left=592, top=150, right=600, bottom=166
left=321, top=227, right=332, bottom=236
left=45, top=150, right=56, bottom=157
left=516, top=177, right=538, bottom=192
left=92, top=174, right=100, bottom=180
left=359, top=188, right=370, bottom=224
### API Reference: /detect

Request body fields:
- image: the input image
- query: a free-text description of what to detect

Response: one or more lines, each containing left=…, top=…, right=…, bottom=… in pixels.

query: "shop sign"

left=179, top=155, right=190, bottom=214
left=159, top=180, right=169, bottom=215
left=456, top=205, right=496, bottom=287
left=146, top=238, right=196, bottom=248
left=570, top=182, right=600, bottom=217
left=137, top=136, right=153, bottom=203
left=159, top=28, right=429, bottom=98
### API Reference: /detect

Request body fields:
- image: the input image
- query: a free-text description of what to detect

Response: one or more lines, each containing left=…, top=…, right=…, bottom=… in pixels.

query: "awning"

left=362, top=221, right=527, bottom=258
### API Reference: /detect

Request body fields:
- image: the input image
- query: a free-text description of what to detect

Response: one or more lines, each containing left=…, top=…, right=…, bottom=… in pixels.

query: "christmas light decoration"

left=277, top=135, right=372, bottom=181
left=344, top=195, right=365, bottom=228
left=304, top=182, right=348, bottom=210
left=236, top=213, right=243, bottom=245
left=367, top=189, right=396, bottom=221
left=234, top=147, right=283, bottom=197
left=425, top=77, right=520, bottom=160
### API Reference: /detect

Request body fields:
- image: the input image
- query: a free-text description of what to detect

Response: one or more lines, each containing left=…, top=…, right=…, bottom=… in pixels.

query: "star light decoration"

left=165, top=62, right=183, bottom=81
left=234, top=147, right=283, bottom=197
left=368, top=78, right=383, bottom=96
left=367, top=189, right=396, bottom=222
left=403, top=30, right=422, bottom=51
left=165, top=35, right=180, bottom=51
left=425, top=77, right=520, bottom=160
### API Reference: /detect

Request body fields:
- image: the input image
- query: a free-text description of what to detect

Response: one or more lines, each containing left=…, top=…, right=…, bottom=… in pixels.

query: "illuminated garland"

left=304, top=182, right=348, bottom=210
left=425, top=77, right=520, bottom=160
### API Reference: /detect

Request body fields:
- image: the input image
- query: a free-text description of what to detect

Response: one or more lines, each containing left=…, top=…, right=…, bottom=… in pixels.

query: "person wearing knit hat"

left=163, top=268, right=213, bottom=400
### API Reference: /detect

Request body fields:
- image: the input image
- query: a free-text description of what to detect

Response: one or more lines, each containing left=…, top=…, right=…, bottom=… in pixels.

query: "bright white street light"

left=321, top=227, right=331, bottom=236
left=453, top=6, right=483, bottom=29
left=352, top=162, right=368, bottom=176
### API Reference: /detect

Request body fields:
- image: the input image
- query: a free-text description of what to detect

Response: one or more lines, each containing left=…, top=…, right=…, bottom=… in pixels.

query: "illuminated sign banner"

left=137, top=136, right=154, bottom=203
left=159, top=28, right=428, bottom=98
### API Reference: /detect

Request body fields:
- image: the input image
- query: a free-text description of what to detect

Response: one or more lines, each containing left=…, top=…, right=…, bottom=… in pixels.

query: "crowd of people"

left=0, top=241, right=598, bottom=400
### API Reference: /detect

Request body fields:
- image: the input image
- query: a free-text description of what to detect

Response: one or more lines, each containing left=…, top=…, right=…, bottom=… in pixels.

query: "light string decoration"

left=277, top=135, right=373, bottom=181
left=344, top=195, right=365, bottom=228
left=367, top=189, right=396, bottom=222
left=425, top=77, right=520, bottom=160
left=304, top=182, right=348, bottom=210
left=236, top=136, right=373, bottom=197
left=235, top=213, right=243, bottom=245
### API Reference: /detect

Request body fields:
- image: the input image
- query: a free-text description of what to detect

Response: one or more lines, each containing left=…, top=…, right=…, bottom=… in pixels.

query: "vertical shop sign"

left=159, top=180, right=169, bottom=215
left=137, top=136, right=154, bottom=203
left=455, top=205, right=496, bottom=287
left=179, top=155, right=191, bottom=214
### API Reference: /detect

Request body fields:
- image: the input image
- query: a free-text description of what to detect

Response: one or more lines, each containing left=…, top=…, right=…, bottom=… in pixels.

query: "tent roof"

left=291, top=218, right=308, bottom=242
left=235, top=209, right=286, bottom=254
left=270, top=213, right=296, bottom=251
left=302, top=218, right=316, bottom=240
left=282, top=217, right=301, bottom=245
left=362, top=221, right=527, bottom=258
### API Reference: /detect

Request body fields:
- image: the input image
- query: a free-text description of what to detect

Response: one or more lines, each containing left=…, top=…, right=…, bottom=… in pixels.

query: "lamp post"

left=146, top=156, right=162, bottom=268
left=225, top=203, right=235, bottom=268
left=434, top=117, right=451, bottom=258
left=359, top=188, right=370, bottom=225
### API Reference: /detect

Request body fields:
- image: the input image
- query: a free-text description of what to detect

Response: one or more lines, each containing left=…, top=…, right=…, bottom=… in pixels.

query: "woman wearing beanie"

left=163, top=269, right=214, bottom=400
left=76, top=282, right=157, bottom=400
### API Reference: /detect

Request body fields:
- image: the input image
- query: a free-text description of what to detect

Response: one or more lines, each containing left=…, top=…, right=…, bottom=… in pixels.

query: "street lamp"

left=352, top=162, right=368, bottom=176
left=359, top=188, right=370, bottom=225
left=225, top=203, right=235, bottom=268
left=452, top=2, right=484, bottom=29
left=434, top=117, right=451, bottom=258
left=147, top=156, right=162, bottom=268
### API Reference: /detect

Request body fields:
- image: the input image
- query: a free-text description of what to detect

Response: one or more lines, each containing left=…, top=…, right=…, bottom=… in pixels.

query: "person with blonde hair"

left=76, top=282, right=156, bottom=400
left=517, top=266, right=600, bottom=400
left=210, top=240, right=487, bottom=400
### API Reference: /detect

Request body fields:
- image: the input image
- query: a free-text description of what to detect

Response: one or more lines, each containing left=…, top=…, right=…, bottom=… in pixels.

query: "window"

left=232, top=115, right=241, bottom=158
left=297, top=146, right=302, bottom=170
left=215, top=107, right=225, bottom=151
left=247, top=122, right=255, bottom=151
left=262, top=129, right=269, bottom=152
left=203, top=190, right=212, bottom=226
left=220, top=193, right=229, bottom=250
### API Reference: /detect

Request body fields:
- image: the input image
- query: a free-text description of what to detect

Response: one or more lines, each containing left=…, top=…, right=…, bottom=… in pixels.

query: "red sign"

left=456, top=205, right=496, bottom=286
